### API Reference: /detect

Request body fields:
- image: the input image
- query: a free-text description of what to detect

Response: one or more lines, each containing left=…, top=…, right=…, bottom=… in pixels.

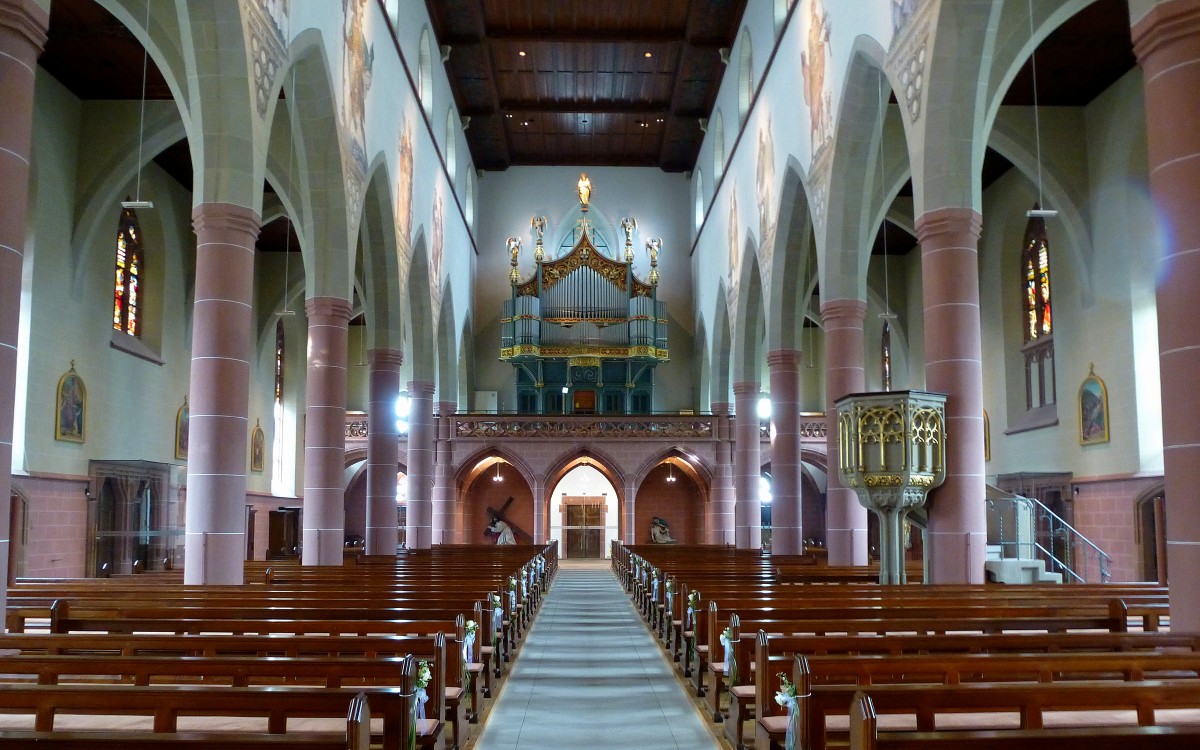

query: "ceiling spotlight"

left=518, top=50, right=526, bottom=57
left=636, top=120, right=646, bottom=127
left=506, top=113, right=513, bottom=119
left=666, top=462, right=676, bottom=483
left=644, top=51, right=652, bottom=58
left=656, top=117, right=664, bottom=123
left=493, top=460, right=503, bottom=482
left=522, top=120, right=531, bottom=126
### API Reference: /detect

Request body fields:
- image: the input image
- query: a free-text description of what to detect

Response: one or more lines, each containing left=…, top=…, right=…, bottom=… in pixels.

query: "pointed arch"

left=436, top=284, right=458, bottom=403
left=710, top=283, right=733, bottom=405
left=823, top=38, right=908, bottom=302
left=733, top=233, right=767, bottom=384
left=284, top=36, right=354, bottom=300
left=767, top=157, right=818, bottom=353
left=357, top=156, right=405, bottom=353
left=407, top=228, right=436, bottom=381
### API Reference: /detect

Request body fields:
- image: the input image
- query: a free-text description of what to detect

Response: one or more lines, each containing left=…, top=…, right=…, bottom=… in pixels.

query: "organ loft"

left=501, top=179, right=668, bottom=415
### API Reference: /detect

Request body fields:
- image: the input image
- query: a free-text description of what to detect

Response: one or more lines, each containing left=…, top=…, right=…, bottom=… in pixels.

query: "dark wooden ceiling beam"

left=497, top=100, right=671, bottom=115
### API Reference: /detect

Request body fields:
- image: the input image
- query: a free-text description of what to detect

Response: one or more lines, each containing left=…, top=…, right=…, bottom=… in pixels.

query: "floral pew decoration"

left=776, top=671, right=801, bottom=750
left=463, top=619, right=477, bottom=715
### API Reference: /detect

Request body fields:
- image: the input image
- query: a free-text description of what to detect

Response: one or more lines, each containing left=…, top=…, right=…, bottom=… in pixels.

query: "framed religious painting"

left=54, top=362, right=86, bottom=443
left=250, top=419, right=266, bottom=473
left=1078, top=364, right=1110, bottom=445
left=983, top=409, right=991, bottom=461
left=175, top=397, right=189, bottom=460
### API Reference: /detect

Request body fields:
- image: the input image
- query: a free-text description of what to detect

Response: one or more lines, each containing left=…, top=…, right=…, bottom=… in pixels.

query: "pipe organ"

left=501, top=188, right=668, bottom=415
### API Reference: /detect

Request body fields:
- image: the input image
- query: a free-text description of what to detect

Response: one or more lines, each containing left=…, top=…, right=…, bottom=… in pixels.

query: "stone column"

left=768, top=349, right=804, bottom=554
left=0, top=0, right=47, bottom=619
left=915, top=208, right=986, bottom=584
left=184, top=203, right=261, bottom=584
left=623, top=478, right=638, bottom=545
left=431, top=401, right=457, bottom=545
left=531, top=476, right=547, bottom=545
left=821, top=299, right=868, bottom=566
left=365, top=348, right=402, bottom=556
left=710, top=403, right=735, bottom=544
left=404, top=381, right=435, bottom=549
left=733, top=381, right=762, bottom=549
left=301, top=297, right=351, bottom=566
left=1133, top=0, right=1200, bottom=632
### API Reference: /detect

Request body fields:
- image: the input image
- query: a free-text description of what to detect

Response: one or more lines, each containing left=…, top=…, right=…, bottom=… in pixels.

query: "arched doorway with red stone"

left=459, top=453, right=536, bottom=546
left=543, top=453, right=624, bottom=559
left=636, top=454, right=709, bottom=546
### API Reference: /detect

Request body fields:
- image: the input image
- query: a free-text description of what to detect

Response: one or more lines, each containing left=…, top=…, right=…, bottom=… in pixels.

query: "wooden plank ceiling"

left=426, top=0, right=749, bottom=172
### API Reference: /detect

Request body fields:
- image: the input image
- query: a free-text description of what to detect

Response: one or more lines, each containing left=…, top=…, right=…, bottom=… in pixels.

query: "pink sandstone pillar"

left=1133, top=0, right=1200, bottom=633
left=710, top=403, right=735, bottom=544
left=822, top=299, right=869, bottom=565
left=405, top=381, right=435, bottom=549
left=623, top=478, right=638, bottom=545
left=0, top=0, right=48, bottom=621
left=301, top=297, right=351, bottom=566
left=768, top=350, right=804, bottom=554
left=365, top=348, right=402, bottom=555
left=733, top=382, right=762, bottom=549
left=916, top=208, right=987, bottom=584
left=431, top=401, right=456, bottom=545
left=184, top=203, right=261, bottom=584
left=531, top=476, right=547, bottom=545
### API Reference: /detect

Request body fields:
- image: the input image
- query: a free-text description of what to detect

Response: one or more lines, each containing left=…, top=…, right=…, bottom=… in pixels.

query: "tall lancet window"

left=1021, top=206, right=1055, bottom=411
left=113, top=206, right=144, bottom=337
left=272, top=319, right=286, bottom=488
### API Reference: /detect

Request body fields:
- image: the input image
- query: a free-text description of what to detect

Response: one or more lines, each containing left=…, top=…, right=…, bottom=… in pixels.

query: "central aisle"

left=472, top=559, right=723, bottom=750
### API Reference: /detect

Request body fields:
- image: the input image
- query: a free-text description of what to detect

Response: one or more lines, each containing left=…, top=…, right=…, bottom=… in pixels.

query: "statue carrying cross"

left=484, top=497, right=531, bottom=545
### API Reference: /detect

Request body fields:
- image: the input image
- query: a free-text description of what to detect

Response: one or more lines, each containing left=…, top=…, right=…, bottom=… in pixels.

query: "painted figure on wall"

left=341, top=0, right=374, bottom=155
left=892, top=0, right=920, bottom=34
left=251, top=420, right=266, bottom=473
left=801, top=0, right=833, bottom=149
left=756, top=119, right=776, bottom=242
left=431, top=189, right=444, bottom=297
left=55, top=362, right=86, bottom=443
left=175, top=397, right=189, bottom=460
left=396, top=119, right=415, bottom=254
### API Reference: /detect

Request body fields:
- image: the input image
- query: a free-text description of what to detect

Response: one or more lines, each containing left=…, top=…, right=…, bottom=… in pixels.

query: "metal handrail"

left=986, top=488, right=1111, bottom=583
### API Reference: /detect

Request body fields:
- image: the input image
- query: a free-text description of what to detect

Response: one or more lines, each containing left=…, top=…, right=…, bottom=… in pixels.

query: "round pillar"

left=767, top=349, right=804, bottom=554
left=915, top=208, right=986, bottom=584
left=733, top=381, right=762, bottom=550
left=184, top=203, right=261, bottom=584
left=301, top=297, right=352, bottom=566
left=821, top=299, right=869, bottom=565
left=365, top=348, right=402, bottom=555
left=1133, top=0, right=1200, bottom=632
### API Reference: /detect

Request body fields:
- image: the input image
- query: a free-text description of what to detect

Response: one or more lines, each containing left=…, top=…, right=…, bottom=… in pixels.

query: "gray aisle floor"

left=471, top=559, right=724, bottom=750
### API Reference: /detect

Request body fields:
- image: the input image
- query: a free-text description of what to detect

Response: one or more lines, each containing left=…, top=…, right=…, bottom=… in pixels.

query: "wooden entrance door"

left=562, top=500, right=605, bottom=558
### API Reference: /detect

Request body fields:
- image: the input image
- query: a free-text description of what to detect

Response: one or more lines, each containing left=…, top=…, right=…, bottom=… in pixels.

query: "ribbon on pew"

left=651, top=574, right=659, bottom=601
left=720, top=626, right=737, bottom=684
left=464, top=622, right=477, bottom=713
left=492, top=594, right=503, bottom=649
left=775, top=673, right=801, bottom=750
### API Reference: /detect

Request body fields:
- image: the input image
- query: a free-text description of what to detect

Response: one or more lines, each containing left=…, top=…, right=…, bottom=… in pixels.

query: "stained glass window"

left=113, top=206, right=144, bottom=337
left=1022, top=209, right=1052, bottom=342
left=272, top=318, right=285, bottom=488
left=1020, top=206, right=1055, bottom=412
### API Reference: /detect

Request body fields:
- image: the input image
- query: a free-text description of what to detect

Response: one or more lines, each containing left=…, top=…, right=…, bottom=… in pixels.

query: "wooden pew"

left=0, top=691, right=370, bottom=748
left=0, top=665, right=421, bottom=750
left=756, top=652, right=1200, bottom=750
left=848, top=690, right=1200, bottom=749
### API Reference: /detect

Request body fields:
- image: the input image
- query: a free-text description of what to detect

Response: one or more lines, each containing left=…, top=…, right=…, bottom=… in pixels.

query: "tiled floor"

left=472, top=559, right=724, bottom=750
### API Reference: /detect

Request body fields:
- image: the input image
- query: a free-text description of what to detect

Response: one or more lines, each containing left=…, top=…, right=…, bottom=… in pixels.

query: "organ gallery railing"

left=344, top=412, right=828, bottom=442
